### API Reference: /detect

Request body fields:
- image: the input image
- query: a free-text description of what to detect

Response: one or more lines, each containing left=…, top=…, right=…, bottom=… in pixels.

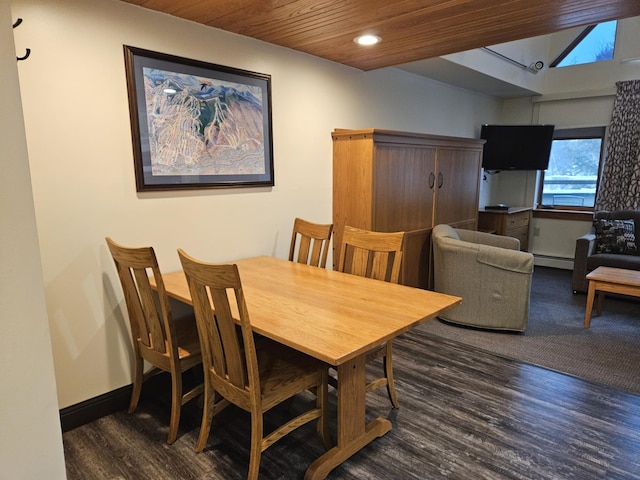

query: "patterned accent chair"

left=572, top=210, right=640, bottom=293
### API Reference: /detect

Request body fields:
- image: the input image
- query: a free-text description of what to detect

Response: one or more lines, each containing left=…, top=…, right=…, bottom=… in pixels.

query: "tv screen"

left=480, top=124, right=555, bottom=171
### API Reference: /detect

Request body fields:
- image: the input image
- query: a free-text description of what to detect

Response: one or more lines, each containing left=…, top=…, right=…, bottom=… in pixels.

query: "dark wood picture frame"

left=123, top=46, right=274, bottom=191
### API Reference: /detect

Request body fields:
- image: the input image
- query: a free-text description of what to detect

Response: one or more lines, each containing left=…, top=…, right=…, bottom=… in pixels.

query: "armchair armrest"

left=575, top=232, right=596, bottom=257
left=477, top=243, right=534, bottom=274
left=572, top=232, right=596, bottom=293
left=435, top=236, right=533, bottom=276
left=456, top=228, right=521, bottom=251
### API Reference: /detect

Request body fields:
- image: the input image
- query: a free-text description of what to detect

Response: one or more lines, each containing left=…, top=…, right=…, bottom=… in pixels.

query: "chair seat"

left=257, top=340, right=326, bottom=410
left=175, top=318, right=201, bottom=359
left=176, top=339, right=201, bottom=360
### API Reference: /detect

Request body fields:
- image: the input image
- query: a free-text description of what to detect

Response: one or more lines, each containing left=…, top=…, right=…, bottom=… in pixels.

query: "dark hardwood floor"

left=63, top=331, right=640, bottom=479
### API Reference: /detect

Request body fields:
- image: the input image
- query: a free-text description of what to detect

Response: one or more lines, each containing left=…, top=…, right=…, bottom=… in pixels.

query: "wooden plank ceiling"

left=120, top=0, right=640, bottom=71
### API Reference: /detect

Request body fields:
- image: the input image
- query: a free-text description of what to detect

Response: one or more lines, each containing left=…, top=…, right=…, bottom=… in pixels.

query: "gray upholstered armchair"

left=572, top=210, right=640, bottom=293
left=431, top=224, right=535, bottom=332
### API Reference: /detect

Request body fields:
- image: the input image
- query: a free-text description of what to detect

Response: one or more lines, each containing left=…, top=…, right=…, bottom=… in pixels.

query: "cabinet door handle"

left=437, top=172, right=444, bottom=188
left=429, top=172, right=435, bottom=189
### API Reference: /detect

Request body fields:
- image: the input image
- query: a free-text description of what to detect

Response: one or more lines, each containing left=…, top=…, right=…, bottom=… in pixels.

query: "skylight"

left=554, top=21, right=617, bottom=68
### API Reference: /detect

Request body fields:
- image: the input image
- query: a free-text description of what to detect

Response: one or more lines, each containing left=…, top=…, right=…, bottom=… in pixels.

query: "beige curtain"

left=596, top=80, right=640, bottom=211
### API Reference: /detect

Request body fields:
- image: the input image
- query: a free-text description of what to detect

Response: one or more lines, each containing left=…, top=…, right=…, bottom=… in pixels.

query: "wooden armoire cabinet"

left=332, top=128, right=484, bottom=289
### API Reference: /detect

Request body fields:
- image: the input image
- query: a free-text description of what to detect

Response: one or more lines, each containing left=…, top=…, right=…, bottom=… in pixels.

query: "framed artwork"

left=123, top=46, right=274, bottom=191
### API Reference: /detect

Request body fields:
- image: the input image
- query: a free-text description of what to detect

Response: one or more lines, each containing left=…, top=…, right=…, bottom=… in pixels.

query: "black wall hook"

left=13, top=18, right=31, bottom=61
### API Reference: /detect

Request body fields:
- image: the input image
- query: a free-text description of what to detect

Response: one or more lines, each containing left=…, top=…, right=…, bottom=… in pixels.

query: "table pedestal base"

left=304, top=418, right=391, bottom=480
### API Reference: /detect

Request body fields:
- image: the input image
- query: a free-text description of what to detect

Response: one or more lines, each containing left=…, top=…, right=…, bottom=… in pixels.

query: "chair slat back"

left=289, top=217, right=333, bottom=268
left=178, top=250, right=258, bottom=398
left=106, top=237, right=174, bottom=354
left=338, top=226, right=405, bottom=284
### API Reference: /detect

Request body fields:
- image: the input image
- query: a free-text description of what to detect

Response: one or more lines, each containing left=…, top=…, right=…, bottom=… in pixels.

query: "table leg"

left=584, top=280, right=596, bottom=328
left=305, top=355, right=391, bottom=480
left=596, top=291, right=604, bottom=317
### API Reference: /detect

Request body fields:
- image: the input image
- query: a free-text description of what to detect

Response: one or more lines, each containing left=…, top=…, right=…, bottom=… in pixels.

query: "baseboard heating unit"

left=533, top=254, right=574, bottom=270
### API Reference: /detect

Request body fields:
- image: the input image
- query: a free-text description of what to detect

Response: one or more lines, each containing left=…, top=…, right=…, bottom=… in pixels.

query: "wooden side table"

left=584, top=266, right=640, bottom=328
left=478, top=207, right=532, bottom=251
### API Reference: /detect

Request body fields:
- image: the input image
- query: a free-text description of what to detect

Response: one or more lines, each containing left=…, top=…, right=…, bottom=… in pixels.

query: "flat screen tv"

left=480, top=124, right=555, bottom=171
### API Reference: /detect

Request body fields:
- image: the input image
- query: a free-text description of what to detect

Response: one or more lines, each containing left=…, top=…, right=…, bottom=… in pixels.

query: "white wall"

left=10, top=0, right=503, bottom=409
left=1, top=0, right=66, bottom=477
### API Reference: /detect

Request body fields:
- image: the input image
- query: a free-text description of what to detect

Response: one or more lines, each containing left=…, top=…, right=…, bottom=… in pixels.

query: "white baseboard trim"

left=533, top=255, right=574, bottom=270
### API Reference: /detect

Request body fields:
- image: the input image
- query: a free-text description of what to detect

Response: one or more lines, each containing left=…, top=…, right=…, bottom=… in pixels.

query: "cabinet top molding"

left=331, top=128, right=485, bottom=149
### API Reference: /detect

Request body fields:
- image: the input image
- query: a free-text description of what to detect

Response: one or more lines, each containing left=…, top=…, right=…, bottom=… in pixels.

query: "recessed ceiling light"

left=354, top=34, right=381, bottom=46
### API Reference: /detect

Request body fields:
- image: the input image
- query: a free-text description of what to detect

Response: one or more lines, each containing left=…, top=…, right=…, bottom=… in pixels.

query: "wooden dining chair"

left=177, top=249, right=330, bottom=479
left=106, top=237, right=203, bottom=444
left=289, top=217, right=333, bottom=268
left=337, top=225, right=405, bottom=408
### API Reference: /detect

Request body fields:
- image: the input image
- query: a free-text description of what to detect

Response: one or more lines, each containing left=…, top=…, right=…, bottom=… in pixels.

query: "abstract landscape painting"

left=124, top=46, right=273, bottom=191
left=143, top=68, right=265, bottom=176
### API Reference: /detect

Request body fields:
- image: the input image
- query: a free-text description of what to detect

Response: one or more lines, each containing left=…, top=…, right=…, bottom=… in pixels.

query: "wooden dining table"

left=152, top=255, right=461, bottom=479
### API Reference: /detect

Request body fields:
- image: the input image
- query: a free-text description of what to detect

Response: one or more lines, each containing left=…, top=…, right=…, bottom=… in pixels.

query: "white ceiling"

left=396, top=56, right=542, bottom=98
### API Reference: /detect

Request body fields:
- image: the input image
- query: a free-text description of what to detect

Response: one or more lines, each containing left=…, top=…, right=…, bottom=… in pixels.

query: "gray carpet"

left=418, top=266, right=640, bottom=395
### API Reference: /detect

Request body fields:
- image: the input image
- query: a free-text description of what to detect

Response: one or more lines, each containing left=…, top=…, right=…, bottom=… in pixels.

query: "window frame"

left=536, top=126, right=606, bottom=212
left=550, top=25, right=596, bottom=68
left=550, top=21, right=617, bottom=68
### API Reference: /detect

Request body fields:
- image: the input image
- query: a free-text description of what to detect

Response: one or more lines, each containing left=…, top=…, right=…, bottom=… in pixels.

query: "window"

left=537, top=127, right=606, bottom=209
left=552, top=21, right=617, bottom=68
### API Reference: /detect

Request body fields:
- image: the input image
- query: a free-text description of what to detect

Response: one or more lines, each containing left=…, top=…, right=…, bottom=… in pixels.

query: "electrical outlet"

left=533, top=227, right=541, bottom=237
